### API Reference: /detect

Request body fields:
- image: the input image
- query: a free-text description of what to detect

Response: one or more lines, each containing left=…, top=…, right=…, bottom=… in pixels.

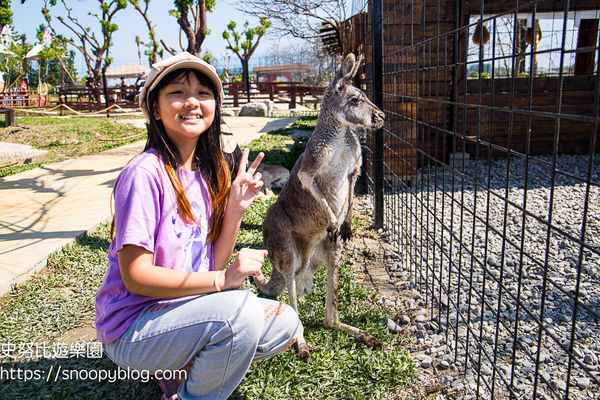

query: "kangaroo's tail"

left=253, top=267, right=286, bottom=298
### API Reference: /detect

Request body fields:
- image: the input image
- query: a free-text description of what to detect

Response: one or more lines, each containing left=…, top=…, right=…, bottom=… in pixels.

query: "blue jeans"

left=104, top=290, right=300, bottom=400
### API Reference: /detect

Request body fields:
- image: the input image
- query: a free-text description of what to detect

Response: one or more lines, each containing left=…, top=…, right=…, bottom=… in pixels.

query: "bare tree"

left=42, top=0, right=128, bottom=85
left=129, top=0, right=161, bottom=64
left=235, top=0, right=355, bottom=54
left=222, top=17, right=271, bottom=101
left=162, top=0, right=215, bottom=57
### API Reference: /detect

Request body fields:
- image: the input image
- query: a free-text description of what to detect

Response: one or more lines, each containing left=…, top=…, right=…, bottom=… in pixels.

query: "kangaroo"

left=254, top=54, right=385, bottom=362
left=255, top=163, right=290, bottom=200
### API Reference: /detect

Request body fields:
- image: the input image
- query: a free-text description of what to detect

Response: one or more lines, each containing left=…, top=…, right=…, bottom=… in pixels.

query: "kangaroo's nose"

left=374, top=110, right=385, bottom=120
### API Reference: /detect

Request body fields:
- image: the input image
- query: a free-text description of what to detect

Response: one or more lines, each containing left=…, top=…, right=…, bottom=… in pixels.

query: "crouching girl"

left=95, top=52, right=300, bottom=400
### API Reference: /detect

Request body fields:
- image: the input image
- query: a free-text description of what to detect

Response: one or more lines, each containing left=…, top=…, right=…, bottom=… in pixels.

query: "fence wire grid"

left=340, top=0, right=600, bottom=399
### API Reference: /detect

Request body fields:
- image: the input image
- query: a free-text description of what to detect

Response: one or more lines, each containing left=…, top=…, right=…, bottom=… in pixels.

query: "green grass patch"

left=0, top=123, right=415, bottom=398
left=0, top=117, right=145, bottom=178
left=0, top=224, right=112, bottom=345
left=0, top=162, right=44, bottom=178
left=292, top=115, right=318, bottom=130
left=244, top=118, right=314, bottom=171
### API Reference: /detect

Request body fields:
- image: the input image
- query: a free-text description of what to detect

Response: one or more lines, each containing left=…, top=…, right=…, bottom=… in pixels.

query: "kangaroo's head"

left=324, top=53, right=385, bottom=130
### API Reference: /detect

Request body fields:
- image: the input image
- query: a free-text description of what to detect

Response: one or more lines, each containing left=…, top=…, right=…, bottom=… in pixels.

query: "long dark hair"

left=145, top=68, right=231, bottom=243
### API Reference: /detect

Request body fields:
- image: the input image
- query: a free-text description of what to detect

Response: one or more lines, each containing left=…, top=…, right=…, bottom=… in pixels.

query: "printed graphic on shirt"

left=173, top=201, right=209, bottom=272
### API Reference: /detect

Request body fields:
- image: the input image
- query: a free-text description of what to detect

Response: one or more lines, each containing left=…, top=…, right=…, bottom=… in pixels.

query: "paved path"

left=0, top=116, right=298, bottom=296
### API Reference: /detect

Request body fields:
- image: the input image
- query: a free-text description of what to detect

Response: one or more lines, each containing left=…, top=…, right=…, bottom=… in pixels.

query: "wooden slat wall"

left=456, top=75, right=599, bottom=155
left=350, top=0, right=598, bottom=175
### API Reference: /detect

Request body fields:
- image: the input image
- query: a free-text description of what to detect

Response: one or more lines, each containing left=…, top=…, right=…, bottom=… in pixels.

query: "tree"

left=162, top=0, right=215, bottom=57
left=235, top=0, right=354, bottom=55
left=42, top=0, right=128, bottom=85
left=128, top=0, right=161, bottom=64
left=34, top=24, right=78, bottom=85
left=222, top=17, right=271, bottom=102
left=0, top=29, right=28, bottom=89
left=0, top=0, right=12, bottom=37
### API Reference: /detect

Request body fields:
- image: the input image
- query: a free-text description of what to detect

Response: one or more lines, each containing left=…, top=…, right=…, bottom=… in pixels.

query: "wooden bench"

left=0, top=108, right=15, bottom=127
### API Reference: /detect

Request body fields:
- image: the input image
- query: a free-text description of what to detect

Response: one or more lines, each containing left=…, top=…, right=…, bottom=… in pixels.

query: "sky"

left=10, top=0, right=296, bottom=76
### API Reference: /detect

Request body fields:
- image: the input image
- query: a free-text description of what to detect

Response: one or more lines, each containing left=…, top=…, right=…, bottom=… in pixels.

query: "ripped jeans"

left=104, top=290, right=300, bottom=400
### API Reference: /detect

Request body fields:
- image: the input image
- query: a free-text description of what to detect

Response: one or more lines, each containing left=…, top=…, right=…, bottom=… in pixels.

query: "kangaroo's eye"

left=351, top=96, right=360, bottom=103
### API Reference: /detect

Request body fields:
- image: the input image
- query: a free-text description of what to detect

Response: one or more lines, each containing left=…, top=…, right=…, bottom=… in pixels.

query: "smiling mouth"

left=180, top=115, right=203, bottom=120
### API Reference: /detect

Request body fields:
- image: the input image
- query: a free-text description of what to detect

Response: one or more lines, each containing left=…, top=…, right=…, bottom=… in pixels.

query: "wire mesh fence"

left=336, top=0, right=600, bottom=398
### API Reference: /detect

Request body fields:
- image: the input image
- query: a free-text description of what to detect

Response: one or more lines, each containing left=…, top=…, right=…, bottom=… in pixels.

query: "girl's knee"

left=264, top=301, right=301, bottom=339
left=228, top=291, right=264, bottom=340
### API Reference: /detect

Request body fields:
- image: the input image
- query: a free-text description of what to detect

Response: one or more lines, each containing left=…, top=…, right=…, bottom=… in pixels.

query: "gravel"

left=361, top=154, right=600, bottom=399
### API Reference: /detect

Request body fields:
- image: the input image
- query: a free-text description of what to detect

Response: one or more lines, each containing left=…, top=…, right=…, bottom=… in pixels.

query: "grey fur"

left=254, top=54, right=385, bottom=362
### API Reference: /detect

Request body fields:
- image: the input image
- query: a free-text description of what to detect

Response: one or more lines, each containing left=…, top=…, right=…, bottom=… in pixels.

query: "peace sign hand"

left=228, top=148, right=264, bottom=215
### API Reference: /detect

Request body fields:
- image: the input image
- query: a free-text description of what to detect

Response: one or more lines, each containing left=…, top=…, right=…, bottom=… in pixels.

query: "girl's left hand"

left=228, top=148, right=264, bottom=213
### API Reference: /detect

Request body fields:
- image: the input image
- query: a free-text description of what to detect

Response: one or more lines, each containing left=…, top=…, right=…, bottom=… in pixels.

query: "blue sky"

left=11, top=0, right=288, bottom=75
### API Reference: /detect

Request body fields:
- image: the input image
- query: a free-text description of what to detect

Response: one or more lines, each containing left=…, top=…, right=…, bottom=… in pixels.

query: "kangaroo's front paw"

left=327, top=225, right=339, bottom=242
left=340, top=221, right=352, bottom=242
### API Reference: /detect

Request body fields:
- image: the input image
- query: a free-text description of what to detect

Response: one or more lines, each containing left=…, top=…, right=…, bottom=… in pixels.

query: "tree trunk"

left=242, top=58, right=250, bottom=103
left=514, top=19, right=527, bottom=75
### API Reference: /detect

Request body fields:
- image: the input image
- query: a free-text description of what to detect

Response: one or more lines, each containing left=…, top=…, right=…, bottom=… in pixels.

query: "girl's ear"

left=153, top=101, right=161, bottom=120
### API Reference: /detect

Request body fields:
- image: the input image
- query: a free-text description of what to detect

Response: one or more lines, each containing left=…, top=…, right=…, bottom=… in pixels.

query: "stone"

left=415, top=354, right=433, bottom=368
left=584, top=353, right=598, bottom=366
left=480, top=364, right=493, bottom=376
left=387, top=318, right=402, bottom=333
left=438, top=360, right=450, bottom=370
left=258, top=99, right=274, bottom=116
left=220, top=108, right=236, bottom=116
left=238, top=102, right=268, bottom=117
left=487, top=255, right=500, bottom=267
left=576, top=377, right=590, bottom=389
left=0, top=142, right=49, bottom=166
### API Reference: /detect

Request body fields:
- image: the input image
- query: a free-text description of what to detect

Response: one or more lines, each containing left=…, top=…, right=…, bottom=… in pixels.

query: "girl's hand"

left=228, top=148, right=265, bottom=214
left=223, top=248, right=268, bottom=290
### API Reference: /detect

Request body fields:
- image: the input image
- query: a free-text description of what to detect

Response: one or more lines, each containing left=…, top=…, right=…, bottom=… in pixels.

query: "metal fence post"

left=372, top=0, right=384, bottom=229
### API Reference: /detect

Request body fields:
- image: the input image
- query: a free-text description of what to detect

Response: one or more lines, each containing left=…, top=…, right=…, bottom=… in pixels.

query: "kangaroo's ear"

left=349, top=55, right=363, bottom=79
left=342, top=53, right=356, bottom=80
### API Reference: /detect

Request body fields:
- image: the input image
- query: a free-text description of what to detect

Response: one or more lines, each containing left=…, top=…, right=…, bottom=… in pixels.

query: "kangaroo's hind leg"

left=322, top=237, right=382, bottom=349
left=264, top=218, right=311, bottom=362
left=275, top=248, right=311, bottom=363
left=286, top=275, right=311, bottom=362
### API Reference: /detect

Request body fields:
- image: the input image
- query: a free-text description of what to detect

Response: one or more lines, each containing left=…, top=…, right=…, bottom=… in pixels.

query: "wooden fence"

left=223, top=82, right=325, bottom=108
left=57, top=85, right=138, bottom=111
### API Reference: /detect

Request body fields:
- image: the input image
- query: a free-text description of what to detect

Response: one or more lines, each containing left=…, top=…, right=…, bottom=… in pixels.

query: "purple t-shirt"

left=95, top=148, right=214, bottom=344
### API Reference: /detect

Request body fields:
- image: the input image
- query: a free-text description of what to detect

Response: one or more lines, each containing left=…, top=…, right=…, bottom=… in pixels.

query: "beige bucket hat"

left=139, top=51, right=224, bottom=121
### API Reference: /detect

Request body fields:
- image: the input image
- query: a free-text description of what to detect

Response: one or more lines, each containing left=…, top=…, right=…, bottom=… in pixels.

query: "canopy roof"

left=105, top=62, right=150, bottom=78
left=25, top=44, right=45, bottom=60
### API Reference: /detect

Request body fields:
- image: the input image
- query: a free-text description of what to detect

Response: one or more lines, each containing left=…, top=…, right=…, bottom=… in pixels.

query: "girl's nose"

left=184, top=94, right=201, bottom=108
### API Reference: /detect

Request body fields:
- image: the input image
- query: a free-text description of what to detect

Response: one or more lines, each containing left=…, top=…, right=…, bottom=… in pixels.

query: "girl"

left=95, top=52, right=300, bottom=400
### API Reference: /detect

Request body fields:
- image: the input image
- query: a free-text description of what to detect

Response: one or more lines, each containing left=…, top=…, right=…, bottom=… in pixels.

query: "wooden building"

left=325, top=0, right=600, bottom=178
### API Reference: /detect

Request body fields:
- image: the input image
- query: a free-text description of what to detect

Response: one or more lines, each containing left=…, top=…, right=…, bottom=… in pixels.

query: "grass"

left=0, top=116, right=145, bottom=177
left=0, top=116, right=416, bottom=399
